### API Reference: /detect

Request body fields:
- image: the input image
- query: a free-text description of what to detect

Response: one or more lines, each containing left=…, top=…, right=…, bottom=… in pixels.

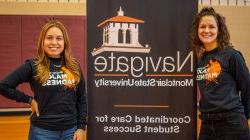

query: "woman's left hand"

left=73, top=129, right=86, bottom=140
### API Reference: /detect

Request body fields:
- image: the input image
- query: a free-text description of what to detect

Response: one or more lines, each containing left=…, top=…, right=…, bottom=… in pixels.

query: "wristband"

left=28, top=97, right=33, bottom=105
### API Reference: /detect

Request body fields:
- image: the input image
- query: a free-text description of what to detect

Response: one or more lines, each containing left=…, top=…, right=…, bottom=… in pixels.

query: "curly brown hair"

left=190, top=7, right=232, bottom=57
left=34, top=20, right=81, bottom=87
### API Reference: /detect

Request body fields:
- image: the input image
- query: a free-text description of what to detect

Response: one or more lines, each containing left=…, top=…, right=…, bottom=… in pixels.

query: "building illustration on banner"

left=92, top=7, right=151, bottom=56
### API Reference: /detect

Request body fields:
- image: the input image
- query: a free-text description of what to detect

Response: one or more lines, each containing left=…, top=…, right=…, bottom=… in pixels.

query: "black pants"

left=199, top=112, right=250, bottom=140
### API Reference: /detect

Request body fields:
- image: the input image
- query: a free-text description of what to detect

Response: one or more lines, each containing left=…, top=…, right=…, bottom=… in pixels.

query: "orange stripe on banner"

left=145, top=74, right=193, bottom=77
left=94, top=73, right=129, bottom=77
left=113, top=105, right=169, bottom=108
left=94, top=73, right=193, bottom=77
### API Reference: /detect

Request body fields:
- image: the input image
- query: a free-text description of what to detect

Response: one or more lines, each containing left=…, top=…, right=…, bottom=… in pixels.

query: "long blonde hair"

left=34, top=20, right=80, bottom=87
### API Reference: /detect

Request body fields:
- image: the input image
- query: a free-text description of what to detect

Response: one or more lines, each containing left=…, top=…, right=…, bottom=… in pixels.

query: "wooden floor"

left=0, top=115, right=30, bottom=140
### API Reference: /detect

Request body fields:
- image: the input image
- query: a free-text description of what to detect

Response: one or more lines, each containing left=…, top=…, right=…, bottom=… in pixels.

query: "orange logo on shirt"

left=61, top=66, right=75, bottom=88
left=196, top=59, right=222, bottom=83
left=206, top=59, right=222, bottom=83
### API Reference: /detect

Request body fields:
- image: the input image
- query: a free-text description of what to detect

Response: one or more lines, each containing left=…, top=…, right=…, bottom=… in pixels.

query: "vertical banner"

left=87, top=0, right=197, bottom=139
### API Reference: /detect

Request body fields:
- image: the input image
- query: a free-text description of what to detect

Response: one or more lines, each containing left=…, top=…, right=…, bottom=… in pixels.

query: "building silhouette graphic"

left=92, top=7, right=151, bottom=56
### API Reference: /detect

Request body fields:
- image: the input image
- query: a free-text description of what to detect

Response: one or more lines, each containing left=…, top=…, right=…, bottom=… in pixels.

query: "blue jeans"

left=28, top=125, right=77, bottom=140
left=199, top=112, right=250, bottom=140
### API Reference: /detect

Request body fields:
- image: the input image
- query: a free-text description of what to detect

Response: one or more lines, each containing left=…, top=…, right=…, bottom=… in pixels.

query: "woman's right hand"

left=30, top=99, right=40, bottom=117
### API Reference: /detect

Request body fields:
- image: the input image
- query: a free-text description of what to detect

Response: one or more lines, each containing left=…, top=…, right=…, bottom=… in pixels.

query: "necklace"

left=50, top=60, right=63, bottom=68
left=52, top=63, right=62, bottom=68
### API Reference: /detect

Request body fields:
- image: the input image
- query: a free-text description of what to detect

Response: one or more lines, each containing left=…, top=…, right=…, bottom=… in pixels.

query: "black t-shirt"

left=197, top=47, right=250, bottom=119
left=0, top=58, right=87, bottom=130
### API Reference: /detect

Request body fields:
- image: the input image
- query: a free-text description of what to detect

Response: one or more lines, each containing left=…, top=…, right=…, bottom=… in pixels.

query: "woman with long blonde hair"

left=0, top=20, right=87, bottom=140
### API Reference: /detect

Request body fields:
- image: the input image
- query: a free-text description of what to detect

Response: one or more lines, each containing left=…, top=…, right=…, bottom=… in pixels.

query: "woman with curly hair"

left=191, top=7, right=250, bottom=140
left=0, top=20, right=87, bottom=140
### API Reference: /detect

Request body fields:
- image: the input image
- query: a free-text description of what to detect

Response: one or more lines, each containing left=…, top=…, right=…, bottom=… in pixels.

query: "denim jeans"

left=199, top=112, right=250, bottom=140
left=28, top=125, right=77, bottom=140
